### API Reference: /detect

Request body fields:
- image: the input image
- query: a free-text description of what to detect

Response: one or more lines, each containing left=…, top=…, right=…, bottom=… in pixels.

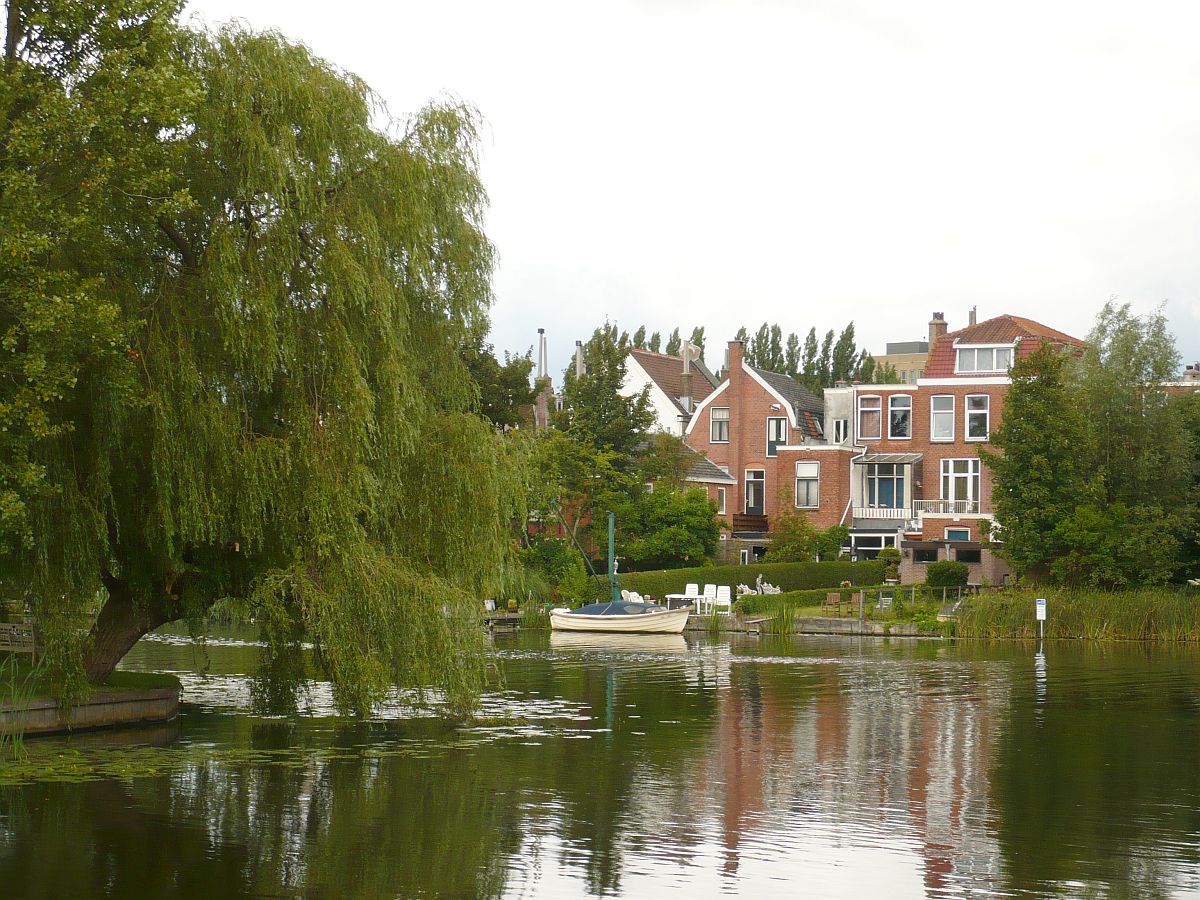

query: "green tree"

left=613, top=488, right=720, bottom=569
left=830, top=322, right=858, bottom=382
left=801, top=327, right=819, bottom=386
left=461, top=338, right=535, bottom=428
left=634, top=432, right=693, bottom=490
left=647, top=331, right=661, bottom=353
left=817, top=329, right=834, bottom=385
left=2, top=12, right=519, bottom=712
left=688, top=326, right=706, bottom=357
left=765, top=502, right=819, bottom=562
left=665, top=327, right=681, bottom=356
left=980, top=343, right=1100, bottom=582
left=631, top=325, right=646, bottom=349
left=784, top=332, right=800, bottom=377
left=555, top=324, right=654, bottom=462
left=526, top=430, right=626, bottom=543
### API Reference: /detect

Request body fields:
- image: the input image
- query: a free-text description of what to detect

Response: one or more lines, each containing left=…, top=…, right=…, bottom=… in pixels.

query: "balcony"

left=913, top=499, right=981, bottom=516
left=731, top=513, right=769, bottom=533
left=852, top=506, right=912, bottom=520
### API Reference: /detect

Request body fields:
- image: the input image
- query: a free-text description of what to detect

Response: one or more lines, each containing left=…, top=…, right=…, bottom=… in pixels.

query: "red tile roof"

left=629, top=348, right=717, bottom=413
left=924, top=314, right=1085, bottom=378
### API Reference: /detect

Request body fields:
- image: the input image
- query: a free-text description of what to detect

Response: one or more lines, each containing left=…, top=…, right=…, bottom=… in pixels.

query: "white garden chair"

left=713, top=585, right=733, bottom=615
left=698, top=583, right=718, bottom=615
left=685, top=582, right=700, bottom=598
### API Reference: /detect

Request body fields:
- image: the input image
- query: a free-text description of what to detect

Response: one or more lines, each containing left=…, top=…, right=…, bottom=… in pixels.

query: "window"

left=766, top=417, right=788, bottom=457
left=795, top=461, right=819, bottom=508
left=955, top=548, right=982, bottom=564
left=914, top=547, right=938, bottom=564
left=945, top=527, right=970, bottom=542
left=966, top=395, right=990, bottom=440
left=745, top=470, right=765, bottom=516
left=931, top=395, right=954, bottom=441
left=710, top=407, right=729, bottom=443
left=940, top=459, right=980, bottom=506
left=956, top=346, right=1013, bottom=374
left=739, top=548, right=751, bottom=565
left=858, top=395, right=881, bottom=440
left=716, top=487, right=726, bottom=515
left=833, top=418, right=849, bottom=443
left=865, top=463, right=906, bottom=509
left=888, top=395, right=912, bottom=439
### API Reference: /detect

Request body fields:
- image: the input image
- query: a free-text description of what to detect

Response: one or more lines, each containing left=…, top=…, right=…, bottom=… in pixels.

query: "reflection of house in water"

left=689, top=645, right=1008, bottom=891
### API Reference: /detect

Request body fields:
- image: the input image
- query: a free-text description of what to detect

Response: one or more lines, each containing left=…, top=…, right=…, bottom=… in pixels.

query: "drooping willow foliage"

left=1, top=2, right=525, bottom=713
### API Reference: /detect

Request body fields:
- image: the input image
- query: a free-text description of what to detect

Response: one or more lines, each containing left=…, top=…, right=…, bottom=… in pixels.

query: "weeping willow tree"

left=1, top=2, right=523, bottom=713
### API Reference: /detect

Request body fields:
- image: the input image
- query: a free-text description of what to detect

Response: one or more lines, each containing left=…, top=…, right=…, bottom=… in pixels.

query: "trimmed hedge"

left=926, top=560, right=969, bottom=588
left=597, top=560, right=886, bottom=599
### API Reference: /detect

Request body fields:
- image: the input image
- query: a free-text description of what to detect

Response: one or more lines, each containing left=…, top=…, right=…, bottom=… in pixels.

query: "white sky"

left=186, top=0, right=1200, bottom=377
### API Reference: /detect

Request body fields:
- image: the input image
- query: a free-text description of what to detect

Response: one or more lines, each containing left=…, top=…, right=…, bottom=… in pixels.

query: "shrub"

left=926, top=560, right=969, bottom=588
left=520, top=538, right=590, bottom=600
left=599, top=560, right=886, bottom=599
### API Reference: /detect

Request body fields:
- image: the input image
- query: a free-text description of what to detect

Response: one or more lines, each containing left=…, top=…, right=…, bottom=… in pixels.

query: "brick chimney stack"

left=929, top=312, right=947, bottom=347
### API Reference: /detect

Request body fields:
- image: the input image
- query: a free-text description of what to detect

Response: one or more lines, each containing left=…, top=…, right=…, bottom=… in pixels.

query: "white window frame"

left=710, top=407, right=730, bottom=443
left=945, top=527, right=971, bottom=541
left=716, top=487, right=726, bottom=515
left=955, top=344, right=1014, bottom=375
left=940, top=458, right=981, bottom=504
left=766, top=417, right=788, bottom=457
left=857, top=395, right=882, bottom=441
left=795, top=461, right=819, bottom=509
left=965, top=394, right=990, bottom=442
left=744, top=469, right=766, bottom=515
left=833, top=418, right=849, bottom=443
left=888, top=394, right=912, bottom=440
left=930, top=395, right=955, bottom=442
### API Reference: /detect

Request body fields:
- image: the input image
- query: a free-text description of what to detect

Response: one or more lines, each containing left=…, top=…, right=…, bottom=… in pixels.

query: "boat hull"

left=549, top=606, right=690, bottom=634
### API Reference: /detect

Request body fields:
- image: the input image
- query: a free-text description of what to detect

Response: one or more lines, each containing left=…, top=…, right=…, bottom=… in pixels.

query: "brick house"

left=622, top=346, right=719, bottom=435
left=685, top=313, right=1085, bottom=582
left=683, top=340, right=825, bottom=563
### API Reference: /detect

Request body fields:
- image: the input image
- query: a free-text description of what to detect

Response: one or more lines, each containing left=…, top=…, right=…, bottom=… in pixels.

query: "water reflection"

left=1, top=631, right=1199, bottom=897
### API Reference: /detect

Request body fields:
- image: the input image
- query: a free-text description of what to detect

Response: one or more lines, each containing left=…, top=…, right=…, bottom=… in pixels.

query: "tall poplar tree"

left=1, top=6, right=520, bottom=712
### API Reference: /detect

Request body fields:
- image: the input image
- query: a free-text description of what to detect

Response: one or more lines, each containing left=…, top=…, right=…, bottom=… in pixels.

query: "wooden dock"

left=483, top=612, right=523, bottom=633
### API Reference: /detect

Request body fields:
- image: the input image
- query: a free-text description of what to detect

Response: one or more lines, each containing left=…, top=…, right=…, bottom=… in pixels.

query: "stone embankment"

left=1, top=686, right=180, bottom=736
left=684, top=616, right=940, bottom=638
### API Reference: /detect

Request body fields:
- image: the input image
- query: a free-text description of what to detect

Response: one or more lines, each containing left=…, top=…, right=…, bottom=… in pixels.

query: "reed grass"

left=956, top=586, right=1200, bottom=641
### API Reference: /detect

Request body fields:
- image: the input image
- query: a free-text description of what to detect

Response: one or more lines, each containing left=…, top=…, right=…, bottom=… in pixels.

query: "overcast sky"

left=186, top=0, right=1200, bottom=377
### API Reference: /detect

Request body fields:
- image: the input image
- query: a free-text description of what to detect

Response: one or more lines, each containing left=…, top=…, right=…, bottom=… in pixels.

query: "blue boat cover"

left=569, top=601, right=664, bottom=616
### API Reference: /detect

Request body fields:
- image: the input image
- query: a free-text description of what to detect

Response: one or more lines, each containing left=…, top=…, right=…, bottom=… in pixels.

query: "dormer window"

left=956, top=346, right=1013, bottom=374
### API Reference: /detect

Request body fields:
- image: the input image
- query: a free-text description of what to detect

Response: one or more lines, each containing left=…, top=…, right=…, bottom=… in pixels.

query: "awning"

left=854, top=452, right=924, bottom=465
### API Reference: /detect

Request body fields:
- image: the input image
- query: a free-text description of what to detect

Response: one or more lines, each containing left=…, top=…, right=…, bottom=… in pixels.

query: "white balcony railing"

left=913, top=499, right=981, bottom=516
left=852, top=506, right=913, bottom=520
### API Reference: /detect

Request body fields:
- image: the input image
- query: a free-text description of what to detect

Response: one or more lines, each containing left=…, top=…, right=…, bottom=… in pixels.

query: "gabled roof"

left=746, top=365, right=824, bottom=439
left=628, top=348, right=718, bottom=416
left=924, top=314, right=1085, bottom=378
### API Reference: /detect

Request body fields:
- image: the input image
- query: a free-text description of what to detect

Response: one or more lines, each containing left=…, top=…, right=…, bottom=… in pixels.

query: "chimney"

left=574, top=340, right=585, bottom=378
left=969, top=305, right=977, bottom=327
left=929, top=312, right=947, bottom=347
left=727, top=338, right=744, bottom=375
left=537, top=328, right=546, bottom=380
left=679, top=340, right=693, bottom=413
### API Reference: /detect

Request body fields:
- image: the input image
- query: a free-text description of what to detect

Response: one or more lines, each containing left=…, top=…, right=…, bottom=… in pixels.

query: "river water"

left=2, top=628, right=1199, bottom=898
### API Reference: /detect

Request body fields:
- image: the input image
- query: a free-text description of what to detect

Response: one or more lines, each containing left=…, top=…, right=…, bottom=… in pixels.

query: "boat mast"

left=608, top=512, right=620, bottom=603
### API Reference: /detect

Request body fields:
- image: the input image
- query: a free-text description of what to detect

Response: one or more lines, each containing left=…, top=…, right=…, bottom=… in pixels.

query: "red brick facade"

left=685, top=315, right=1085, bottom=582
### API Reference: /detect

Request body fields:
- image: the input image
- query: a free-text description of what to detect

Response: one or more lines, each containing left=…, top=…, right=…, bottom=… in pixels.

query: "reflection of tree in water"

left=990, top=650, right=1200, bottom=896
left=0, top=657, right=719, bottom=898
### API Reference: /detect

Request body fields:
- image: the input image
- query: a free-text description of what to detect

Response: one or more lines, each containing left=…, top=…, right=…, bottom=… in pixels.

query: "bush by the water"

left=599, top=560, right=885, bottom=599
left=957, top=586, right=1200, bottom=641
left=518, top=538, right=590, bottom=601
left=926, top=560, right=969, bottom=588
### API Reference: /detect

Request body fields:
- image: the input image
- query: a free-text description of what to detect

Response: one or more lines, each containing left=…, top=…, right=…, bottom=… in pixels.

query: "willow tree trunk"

left=83, top=582, right=171, bottom=684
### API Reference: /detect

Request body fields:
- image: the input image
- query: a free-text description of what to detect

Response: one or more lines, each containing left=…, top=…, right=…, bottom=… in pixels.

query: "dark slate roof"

left=685, top=453, right=736, bottom=485
left=629, top=349, right=718, bottom=416
left=746, top=365, right=824, bottom=439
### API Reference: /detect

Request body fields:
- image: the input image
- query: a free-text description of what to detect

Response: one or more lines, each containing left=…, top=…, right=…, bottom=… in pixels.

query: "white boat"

left=549, top=601, right=690, bottom=634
